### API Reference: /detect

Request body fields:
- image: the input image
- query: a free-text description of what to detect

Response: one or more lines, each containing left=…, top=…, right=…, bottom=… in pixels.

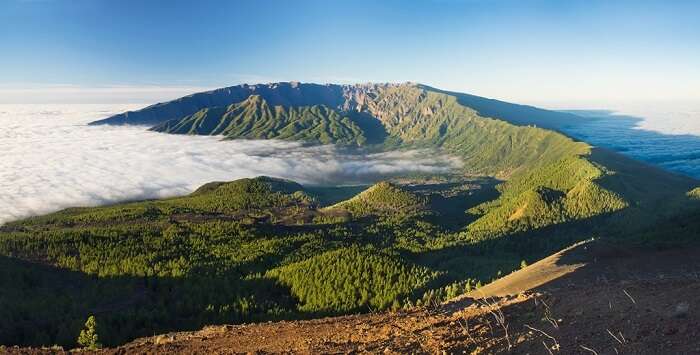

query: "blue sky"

left=1, top=0, right=699, bottom=104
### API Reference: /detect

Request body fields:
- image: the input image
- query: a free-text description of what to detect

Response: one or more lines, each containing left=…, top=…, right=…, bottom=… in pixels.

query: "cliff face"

left=90, top=82, right=363, bottom=126
left=89, top=82, right=582, bottom=130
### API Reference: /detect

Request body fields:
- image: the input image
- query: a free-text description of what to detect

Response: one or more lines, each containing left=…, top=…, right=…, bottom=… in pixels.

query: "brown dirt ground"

left=5, top=241, right=700, bottom=354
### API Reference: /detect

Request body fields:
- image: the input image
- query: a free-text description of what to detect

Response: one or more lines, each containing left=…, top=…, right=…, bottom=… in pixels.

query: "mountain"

left=2, top=82, right=699, bottom=350
left=151, top=95, right=371, bottom=146
left=99, top=81, right=688, bottom=235
left=89, top=82, right=349, bottom=126
left=91, top=82, right=585, bottom=131
left=94, top=82, right=587, bottom=177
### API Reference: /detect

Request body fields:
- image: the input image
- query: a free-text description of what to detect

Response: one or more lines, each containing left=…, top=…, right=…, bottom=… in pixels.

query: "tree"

left=77, top=315, right=101, bottom=349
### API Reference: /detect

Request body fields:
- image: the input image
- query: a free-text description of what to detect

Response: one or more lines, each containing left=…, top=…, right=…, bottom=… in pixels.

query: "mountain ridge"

left=150, top=95, right=371, bottom=146
left=2, top=82, right=699, bottom=350
left=93, top=82, right=592, bottom=178
left=91, top=82, right=587, bottom=131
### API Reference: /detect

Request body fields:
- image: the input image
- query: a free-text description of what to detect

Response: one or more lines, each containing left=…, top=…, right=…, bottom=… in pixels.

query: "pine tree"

left=77, top=315, right=101, bottom=349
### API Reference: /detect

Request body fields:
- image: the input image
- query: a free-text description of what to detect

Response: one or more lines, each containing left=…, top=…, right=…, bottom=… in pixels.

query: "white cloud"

left=0, top=104, right=460, bottom=225
left=550, top=102, right=700, bottom=179
left=537, top=101, right=700, bottom=137
left=611, top=103, right=700, bottom=137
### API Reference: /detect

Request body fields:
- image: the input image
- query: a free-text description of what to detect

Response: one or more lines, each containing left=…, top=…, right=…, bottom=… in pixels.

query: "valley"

left=1, top=82, right=699, bottom=352
left=5, top=1, right=699, bottom=353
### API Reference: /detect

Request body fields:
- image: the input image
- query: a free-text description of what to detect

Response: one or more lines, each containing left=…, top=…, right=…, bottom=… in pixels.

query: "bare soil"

left=6, top=241, right=700, bottom=354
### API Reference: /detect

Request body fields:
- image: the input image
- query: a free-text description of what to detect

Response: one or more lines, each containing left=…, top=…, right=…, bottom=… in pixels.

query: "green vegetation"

left=0, top=177, right=557, bottom=348
left=2, top=171, right=696, bottom=349
left=688, top=187, right=700, bottom=200
left=364, top=84, right=589, bottom=177
left=144, top=83, right=588, bottom=177
left=77, top=315, right=101, bottom=349
left=466, top=156, right=628, bottom=239
left=152, top=95, right=369, bottom=146
left=267, top=246, right=437, bottom=312
left=326, top=181, right=429, bottom=217
left=3, top=82, right=700, bottom=350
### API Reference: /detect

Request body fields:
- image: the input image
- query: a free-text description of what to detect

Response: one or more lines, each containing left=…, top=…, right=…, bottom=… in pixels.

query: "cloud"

left=0, top=104, right=461, bottom=225
left=612, top=102, right=700, bottom=137
left=557, top=103, right=700, bottom=179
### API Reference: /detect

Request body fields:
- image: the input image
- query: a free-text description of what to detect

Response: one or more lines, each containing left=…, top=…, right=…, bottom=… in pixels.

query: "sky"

left=1, top=0, right=699, bottom=104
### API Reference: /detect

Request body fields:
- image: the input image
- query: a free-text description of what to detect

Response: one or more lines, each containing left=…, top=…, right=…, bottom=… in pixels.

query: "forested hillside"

left=2, top=171, right=698, bottom=349
left=2, top=82, right=698, bottom=350
left=94, top=82, right=588, bottom=177
left=151, top=95, right=370, bottom=146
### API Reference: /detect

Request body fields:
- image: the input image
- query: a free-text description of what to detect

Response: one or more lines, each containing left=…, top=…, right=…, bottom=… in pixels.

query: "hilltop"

left=1, top=82, right=698, bottom=350
left=325, top=181, right=429, bottom=217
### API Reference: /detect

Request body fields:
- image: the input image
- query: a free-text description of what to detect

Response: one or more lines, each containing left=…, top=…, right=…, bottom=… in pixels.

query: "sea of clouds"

left=4, top=102, right=698, bottom=225
left=604, top=102, right=700, bottom=136
left=557, top=102, right=700, bottom=179
left=0, top=104, right=461, bottom=225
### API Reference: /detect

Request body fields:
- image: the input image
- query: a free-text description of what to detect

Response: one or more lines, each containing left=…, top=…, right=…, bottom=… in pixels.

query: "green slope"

left=1, top=169, right=698, bottom=348
left=326, top=181, right=429, bottom=217
left=365, top=84, right=589, bottom=177
left=151, top=95, right=369, bottom=146
left=4, top=81, right=700, bottom=349
left=136, top=83, right=588, bottom=177
left=466, top=156, right=629, bottom=239
left=266, top=246, right=437, bottom=312
left=0, top=176, right=519, bottom=348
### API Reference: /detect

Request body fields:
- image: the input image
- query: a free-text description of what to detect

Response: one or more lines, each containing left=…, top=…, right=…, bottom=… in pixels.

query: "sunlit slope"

left=465, top=147, right=697, bottom=241
left=151, top=95, right=370, bottom=146
left=92, top=82, right=588, bottom=177
left=266, top=245, right=437, bottom=312
left=418, top=84, right=588, bottom=130
left=362, top=84, right=589, bottom=176
left=89, top=82, right=348, bottom=126
left=326, top=181, right=429, bottom=217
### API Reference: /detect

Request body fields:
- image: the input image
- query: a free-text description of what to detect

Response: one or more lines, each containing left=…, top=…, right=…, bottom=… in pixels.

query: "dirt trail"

left=6, top=242, right=700, bottom=354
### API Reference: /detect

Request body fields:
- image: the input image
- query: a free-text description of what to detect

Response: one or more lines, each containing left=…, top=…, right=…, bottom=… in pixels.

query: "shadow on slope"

left=419, top=84, right=593, bottom=130
left=463, top=237, right=700, bottom=302
left=90, top=83, right=347, bottom=126
left=0, top=255, right=296, bottom=349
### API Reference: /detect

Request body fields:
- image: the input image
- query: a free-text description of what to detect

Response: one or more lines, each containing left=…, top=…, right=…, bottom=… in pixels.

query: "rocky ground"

left=5, top=242, right=700, bottom=354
